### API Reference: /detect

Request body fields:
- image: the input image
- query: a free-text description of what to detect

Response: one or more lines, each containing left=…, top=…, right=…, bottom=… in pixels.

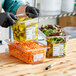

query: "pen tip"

left=45, top=67, right=48, bottom=70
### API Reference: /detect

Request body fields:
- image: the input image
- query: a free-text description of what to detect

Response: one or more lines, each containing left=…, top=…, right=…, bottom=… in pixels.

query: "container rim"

left=18, top=18, right=39, bottom=23
left=38, top=29, right=71, bottom=39
left=15, top=13, right=39, bottom=23
left=9, top=41, right=50, bottom=52
left=46, top=35, right=71, bottom=38
left=9, top=44, right=50, bottom=55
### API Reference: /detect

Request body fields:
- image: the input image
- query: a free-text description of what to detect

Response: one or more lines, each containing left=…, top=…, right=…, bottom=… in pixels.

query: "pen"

left=45, top=63, right=56, bottom=70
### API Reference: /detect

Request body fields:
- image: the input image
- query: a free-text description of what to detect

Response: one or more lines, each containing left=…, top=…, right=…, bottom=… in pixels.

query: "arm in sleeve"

left=3, top=0, right=26, bottom=15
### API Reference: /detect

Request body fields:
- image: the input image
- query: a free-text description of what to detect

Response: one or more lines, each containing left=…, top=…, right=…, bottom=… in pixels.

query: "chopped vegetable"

left=9, top=41, right=46, bottom=64
left=40, top=24, right=65, bottom=37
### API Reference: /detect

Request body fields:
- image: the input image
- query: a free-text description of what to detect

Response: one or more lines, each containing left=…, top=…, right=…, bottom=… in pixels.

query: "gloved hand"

left=26, top=6, right=40, bottom=18
left=0, top=13, right=18, bottom=28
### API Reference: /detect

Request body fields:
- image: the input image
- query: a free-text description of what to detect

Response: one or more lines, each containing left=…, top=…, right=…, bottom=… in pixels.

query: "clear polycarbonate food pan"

left=8, top=41, right=49, bottom=64
left=39, top=29, right=70, bottom=58
left=12, top=14, right=39, bottom=43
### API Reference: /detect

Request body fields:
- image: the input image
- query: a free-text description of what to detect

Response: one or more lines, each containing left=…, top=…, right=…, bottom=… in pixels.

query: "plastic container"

left=62, top=0, right=74, bottom=12
left=8, top=41, right=48, bottom=64
left=39, top=24, right=70, bottom=58
left=40, top=0, right=62, bottom=16
left=46, top=36, right=69, bottom=58
left=39, top=30, right=70, bottom=58
left=12, top=17, right=38, bottom=43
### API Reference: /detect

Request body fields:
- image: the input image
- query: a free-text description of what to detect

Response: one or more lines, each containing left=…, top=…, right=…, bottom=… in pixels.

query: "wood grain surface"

left=0, top=39, right=76, bottom=76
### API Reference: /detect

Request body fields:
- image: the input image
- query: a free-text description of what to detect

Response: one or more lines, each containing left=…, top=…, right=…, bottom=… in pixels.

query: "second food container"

left=8, top=41, right=48, bottom=64
left=39, top=24, right=70, bottom=58
left=46, top=36, right=69, bottom=58
left=12, top=17, right=38, bottom=43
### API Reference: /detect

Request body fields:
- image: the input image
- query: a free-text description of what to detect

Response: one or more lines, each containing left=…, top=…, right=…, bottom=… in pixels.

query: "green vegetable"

left=49, top=29, right=53, bottom=34
left=57, top=38, right=64, bottom=41
left=53, top=30, right=57, bottom=33
left=44, top=30, right=49, bottom=36
left=41, top=25, right=43, bottom=27
left=44, top=25, right=48, bottom=28
left=40, top=24, right=66, bottom=43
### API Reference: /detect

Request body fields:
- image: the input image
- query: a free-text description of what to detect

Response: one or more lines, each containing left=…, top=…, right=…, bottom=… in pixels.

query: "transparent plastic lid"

left=15, top=13, right=39, bottom=26
left=6, top=39, right=50, bottom=52
left=38, top=29, right=71, bottom=39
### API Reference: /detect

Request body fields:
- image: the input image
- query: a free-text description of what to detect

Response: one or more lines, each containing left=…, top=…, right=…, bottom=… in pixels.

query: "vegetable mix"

left=40, top=25, right=67, bottom=57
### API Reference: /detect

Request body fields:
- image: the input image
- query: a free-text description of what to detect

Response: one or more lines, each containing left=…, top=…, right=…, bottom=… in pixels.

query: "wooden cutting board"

left=0, top=39, right=76, bottom=76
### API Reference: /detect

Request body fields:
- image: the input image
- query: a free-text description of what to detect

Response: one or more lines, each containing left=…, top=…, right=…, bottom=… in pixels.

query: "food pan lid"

left=38, top=29, right=71, bottom=39
left=5, top=39, right=50, bottom=52
left=16, top=13, right=39, bottom=24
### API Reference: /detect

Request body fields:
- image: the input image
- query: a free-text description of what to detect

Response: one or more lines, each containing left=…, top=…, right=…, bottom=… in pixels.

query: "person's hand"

left=26, top=6, right=40, bottom=18
left=0, top=13, right=18, bottom=28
